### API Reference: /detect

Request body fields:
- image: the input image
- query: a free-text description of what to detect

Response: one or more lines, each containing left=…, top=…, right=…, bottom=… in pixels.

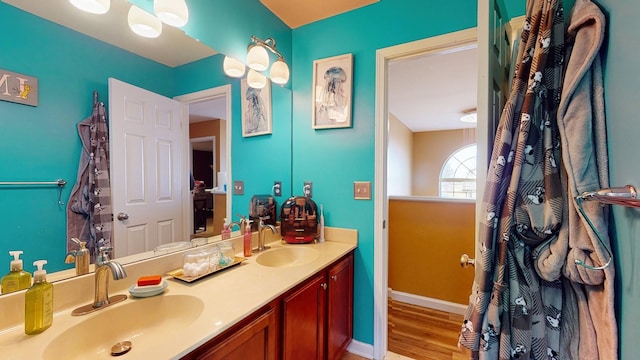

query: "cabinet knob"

left=460, top=254, right=475, bottom=268
left=321, top=283, right=327, bottom=290
left=331, top=275, right=337, bottom=281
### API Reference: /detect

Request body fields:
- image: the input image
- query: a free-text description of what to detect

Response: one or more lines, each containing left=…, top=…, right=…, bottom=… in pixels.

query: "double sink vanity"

left=0, top=227, right=357, bottom=359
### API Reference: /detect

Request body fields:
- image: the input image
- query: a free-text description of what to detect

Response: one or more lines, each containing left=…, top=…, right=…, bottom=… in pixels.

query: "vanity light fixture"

left=128, top=5, right=162, bottom=38
left=460, top=108, right=477, bottom=123
left=223, top=56, right=246, bottom=78
left=69, top=0, right=110, bottom=14
left=247, top=69, right=267, bottom=89
left=223, top=36, right=290, bottom=87
left=154, top=0, right=189, bottom=27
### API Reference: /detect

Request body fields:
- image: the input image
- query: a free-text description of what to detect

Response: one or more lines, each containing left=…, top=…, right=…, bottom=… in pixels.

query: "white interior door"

left=109, top=78, right=184, bottom=258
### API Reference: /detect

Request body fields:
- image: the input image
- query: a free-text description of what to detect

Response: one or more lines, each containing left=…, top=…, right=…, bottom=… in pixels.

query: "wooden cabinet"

left=282, top=252, right=354, bottom=360
left=183, top=251, right=353, bottom=360
left=182, top=303, right=278, bottom=360
left=326, top=254, right=354, bottom=360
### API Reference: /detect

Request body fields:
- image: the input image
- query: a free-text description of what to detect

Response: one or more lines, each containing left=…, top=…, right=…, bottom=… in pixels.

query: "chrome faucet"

left=94, top=247, right=127, bottom=308
left=71, top=246, right=128, bottom=316
left=257, top=218, right=277, bottom=252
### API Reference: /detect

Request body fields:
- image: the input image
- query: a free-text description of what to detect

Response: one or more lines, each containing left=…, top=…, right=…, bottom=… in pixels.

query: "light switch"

left=233, top=181, right=244, bottom=195
left=354, top=181, right=371, bottom=200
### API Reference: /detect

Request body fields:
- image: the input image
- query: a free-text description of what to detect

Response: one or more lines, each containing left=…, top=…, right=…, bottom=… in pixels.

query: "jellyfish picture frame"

left=241, top=78, right=273, bottom=137
left=312, top=53, right=353, bottom=129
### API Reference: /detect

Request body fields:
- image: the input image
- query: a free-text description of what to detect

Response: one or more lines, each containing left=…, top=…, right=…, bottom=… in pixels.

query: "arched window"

left=440, top=144, right=477, bottom=199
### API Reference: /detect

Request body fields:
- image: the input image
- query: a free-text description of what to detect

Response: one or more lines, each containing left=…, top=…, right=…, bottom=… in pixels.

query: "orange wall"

left=388, top=198, right=475, bottom=305
left=412, top=128, right=476, bottom=196
left=189, top=119, right=221, bottom=176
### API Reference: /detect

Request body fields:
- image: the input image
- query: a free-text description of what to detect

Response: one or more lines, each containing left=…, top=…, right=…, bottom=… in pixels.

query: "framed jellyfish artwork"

left=312, top=53, right=353, bottom=129
left=241, top=78, right=272, bottom=137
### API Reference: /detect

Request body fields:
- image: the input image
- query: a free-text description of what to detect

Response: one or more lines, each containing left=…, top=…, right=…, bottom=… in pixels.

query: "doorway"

left=373, top=28, right=479, bottom=358
left=175, top=85, right=232, bottom=239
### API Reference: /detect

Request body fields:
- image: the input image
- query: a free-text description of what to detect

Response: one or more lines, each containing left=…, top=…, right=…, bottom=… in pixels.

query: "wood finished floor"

left=341, top=299, right=468, bottom=360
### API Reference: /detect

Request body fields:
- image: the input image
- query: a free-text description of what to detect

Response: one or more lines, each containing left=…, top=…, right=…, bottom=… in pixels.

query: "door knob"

left=460, top=254, right=475, bottom=268
left=117, top=212, right=129, bottom=221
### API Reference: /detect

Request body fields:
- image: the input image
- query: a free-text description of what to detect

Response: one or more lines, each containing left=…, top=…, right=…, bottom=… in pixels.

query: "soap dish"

left=128, top=279, right=168, bottom=298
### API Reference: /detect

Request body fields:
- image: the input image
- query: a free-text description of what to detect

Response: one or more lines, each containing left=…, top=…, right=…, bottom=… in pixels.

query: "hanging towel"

left=554, top=1, right=616, bottom=358
left=66, top=101, right=113, bottom=259
left=458, top=0, right=566, bottom=358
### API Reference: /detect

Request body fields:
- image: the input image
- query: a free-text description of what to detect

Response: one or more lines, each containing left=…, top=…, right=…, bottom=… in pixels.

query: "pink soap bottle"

left=221, top=218, right=231, bottom=240
left=243, top=220, right=253, bottom=257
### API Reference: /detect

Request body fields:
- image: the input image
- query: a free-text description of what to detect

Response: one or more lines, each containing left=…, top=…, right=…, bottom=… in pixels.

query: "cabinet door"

left=327, top=253, right=354, bottom=360
left=192, top=307, right=277, bottom=360
left=282, top=273, right=327, bottom=360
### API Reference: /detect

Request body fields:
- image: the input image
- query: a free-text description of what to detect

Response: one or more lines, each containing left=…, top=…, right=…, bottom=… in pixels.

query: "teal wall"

left=290, top=0, right=478, bottom=345
left=594, top=1, right=640, bottom=358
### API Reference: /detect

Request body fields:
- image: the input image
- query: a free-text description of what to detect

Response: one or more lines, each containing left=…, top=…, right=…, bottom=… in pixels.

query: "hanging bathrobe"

left=458, top=0, right=566, bottom=359
left=66, top=100, right=113, bottom=259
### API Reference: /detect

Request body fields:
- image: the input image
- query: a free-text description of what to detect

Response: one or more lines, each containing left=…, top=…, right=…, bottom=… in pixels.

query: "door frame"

left=175, top=84, right=233, bottom=233
left=373, top=27, right=479, bottom=358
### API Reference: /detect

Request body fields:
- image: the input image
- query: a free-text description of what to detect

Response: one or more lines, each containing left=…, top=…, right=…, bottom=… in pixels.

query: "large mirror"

left=0, top=0, right=292, bottom=292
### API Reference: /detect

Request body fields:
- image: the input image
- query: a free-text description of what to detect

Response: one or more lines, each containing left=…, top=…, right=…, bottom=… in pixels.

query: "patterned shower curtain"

left=458, top=0, right=566, bottom=359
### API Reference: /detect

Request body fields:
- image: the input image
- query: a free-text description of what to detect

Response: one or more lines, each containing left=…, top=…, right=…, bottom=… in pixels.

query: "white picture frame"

left=312, top=53, right=353, bottom=129
left=241, top=78, right=272, bottom=137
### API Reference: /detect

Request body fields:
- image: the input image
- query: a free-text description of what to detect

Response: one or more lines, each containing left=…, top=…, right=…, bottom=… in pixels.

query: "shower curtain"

left=458, top=0, right=566, bottom=358
left=66, top=99, right=113, bottom=259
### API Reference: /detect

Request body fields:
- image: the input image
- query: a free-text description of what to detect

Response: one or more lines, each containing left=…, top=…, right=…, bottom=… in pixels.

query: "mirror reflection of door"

left=188, top=97, right=228, bottom=238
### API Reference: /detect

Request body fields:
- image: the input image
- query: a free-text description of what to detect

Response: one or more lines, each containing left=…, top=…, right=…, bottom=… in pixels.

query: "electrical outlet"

left=233, top=181, right=244, bottom=195
left=273, top=181, right=282, bottom=197
left=354, top=181, right=371, bottom=200
left=304, top=181, right=313, bottom=198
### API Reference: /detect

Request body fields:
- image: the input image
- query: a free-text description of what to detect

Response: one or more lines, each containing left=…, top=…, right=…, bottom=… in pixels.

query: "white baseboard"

left=388, top=289, right=467, bottom=315
left=348, top=339, right=374, bottom=359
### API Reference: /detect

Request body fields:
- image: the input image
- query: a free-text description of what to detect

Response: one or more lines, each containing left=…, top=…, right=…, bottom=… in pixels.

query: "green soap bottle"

left=25, top=260, right=53, bottom=335
left=1, top=251, right=32, bottom=294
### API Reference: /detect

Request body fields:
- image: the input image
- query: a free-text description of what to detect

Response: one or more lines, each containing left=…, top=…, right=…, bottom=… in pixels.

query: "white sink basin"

left=256, top=247, right=320, bottom=267
left=43, top=294, right=203, bottom=359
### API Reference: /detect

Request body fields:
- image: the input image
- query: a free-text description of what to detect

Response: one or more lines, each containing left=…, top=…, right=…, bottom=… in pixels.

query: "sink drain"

left=111, top=341, right=132, bottom=356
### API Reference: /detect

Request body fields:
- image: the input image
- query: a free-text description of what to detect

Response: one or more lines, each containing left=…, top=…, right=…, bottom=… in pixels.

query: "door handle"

left=117, top=212, right=129, bottom=221
left=460, top=254, right=475, bottom=268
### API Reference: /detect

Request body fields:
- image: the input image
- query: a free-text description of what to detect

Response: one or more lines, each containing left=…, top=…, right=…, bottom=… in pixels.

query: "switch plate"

left=274, top=181, right=282, bottom=197
left=233, top=181, right=244, bottom=195
left=354, top=181, right=371, bottom=200
left=304, top=181, right=313, bottom=198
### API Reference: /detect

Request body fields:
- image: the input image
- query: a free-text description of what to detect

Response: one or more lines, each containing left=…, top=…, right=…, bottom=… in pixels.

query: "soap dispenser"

left=221, top=218, right=231, bottom=240
left=25, top=260, right=53, bottom=335
left=243, top=220, right=253, bottom=257
left=1, top=251, right=32, bottom=294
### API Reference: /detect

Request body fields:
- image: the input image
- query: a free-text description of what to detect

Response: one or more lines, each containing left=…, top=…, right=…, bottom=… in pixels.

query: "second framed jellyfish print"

left=312, top=53, right=353, bottom=129
left=241, top=78, right=272, bottom=137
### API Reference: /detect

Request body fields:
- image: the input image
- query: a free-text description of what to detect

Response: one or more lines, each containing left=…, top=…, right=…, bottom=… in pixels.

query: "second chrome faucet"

left=256, top=218, right=277, bottom=252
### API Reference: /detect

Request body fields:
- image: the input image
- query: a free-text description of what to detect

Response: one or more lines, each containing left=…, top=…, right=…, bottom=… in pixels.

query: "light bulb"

left=128, top=5, right=162, bottom=38
left=247, top=69, right=267, bottom=89
left=223, top=57, right=246, bottom=78
left=270, top=59, right=290, bottom=85
left=154, top=0, right=189, bottom=27
left=247, top=45, right=269, bottom=72
left=69, top=0, right=110, bottom=14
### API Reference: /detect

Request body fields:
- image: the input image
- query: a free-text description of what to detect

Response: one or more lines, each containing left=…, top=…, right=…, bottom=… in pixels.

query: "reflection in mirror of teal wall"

left=0, top=0, right=293, bottom=274
left=174, top=55, right=293, bottom=220
left=0, top=3, right=175, bottom=273
left=290, top=0, right=478, bottom=345
left=176, top=0, right=291, bottom=74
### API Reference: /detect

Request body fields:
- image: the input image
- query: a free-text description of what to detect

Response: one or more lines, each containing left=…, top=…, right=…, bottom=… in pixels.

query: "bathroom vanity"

left=0, top=228, right=356, bottom=359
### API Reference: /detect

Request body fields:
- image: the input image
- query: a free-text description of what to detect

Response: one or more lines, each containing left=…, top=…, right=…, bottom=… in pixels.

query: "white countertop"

left=0, top=228, right=356, bottom=359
